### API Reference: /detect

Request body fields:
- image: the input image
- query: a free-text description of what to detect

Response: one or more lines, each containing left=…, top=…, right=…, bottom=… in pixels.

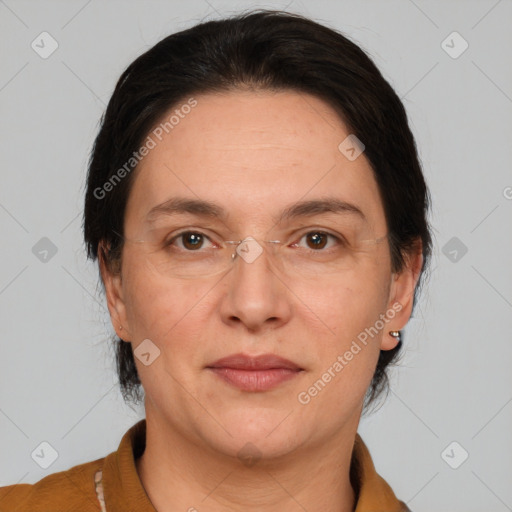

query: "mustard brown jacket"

left=0, top=419, right=411, bottom=512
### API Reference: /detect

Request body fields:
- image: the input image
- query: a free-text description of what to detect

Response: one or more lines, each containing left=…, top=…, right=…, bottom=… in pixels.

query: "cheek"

left=292, top=268, right=390, bottom=407
left=296, top=277, right=386, bottom=413
left=124, top=273, right=212, bottom=392
left=122, top=255, right=209, bottom=342
left=293, top=266, right=389, bottom=338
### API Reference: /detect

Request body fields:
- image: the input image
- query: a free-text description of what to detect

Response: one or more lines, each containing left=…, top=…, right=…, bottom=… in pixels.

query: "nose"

left=219, top=238, right=293, bottom=332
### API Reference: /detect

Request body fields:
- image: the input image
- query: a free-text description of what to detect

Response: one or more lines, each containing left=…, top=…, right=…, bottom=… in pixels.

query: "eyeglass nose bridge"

left=225, top=236, right=282, bottom=264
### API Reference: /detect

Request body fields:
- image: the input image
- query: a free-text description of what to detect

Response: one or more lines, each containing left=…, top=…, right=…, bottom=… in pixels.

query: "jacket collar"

left=101, top=419, right=410, bottom=511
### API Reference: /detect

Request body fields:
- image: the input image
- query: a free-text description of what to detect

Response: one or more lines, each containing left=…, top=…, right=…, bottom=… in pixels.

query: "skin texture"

left=100, top=89, right=423, bottom=512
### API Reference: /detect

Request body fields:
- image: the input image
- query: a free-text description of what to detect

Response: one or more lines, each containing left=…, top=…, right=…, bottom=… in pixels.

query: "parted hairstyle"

left=83, top=9, right=432, bottom=413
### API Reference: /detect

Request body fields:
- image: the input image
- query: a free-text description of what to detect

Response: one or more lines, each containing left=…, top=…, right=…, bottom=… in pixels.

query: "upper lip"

left=207, top=353, right=302, bottom=371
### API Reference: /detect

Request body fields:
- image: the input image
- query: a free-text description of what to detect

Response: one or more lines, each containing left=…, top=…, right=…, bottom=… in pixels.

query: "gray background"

left=1, top=0, right=511, bottom=510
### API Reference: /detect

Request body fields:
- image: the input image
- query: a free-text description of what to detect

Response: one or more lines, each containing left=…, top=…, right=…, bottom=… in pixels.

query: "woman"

left=0, top=9, right=431, bottom=512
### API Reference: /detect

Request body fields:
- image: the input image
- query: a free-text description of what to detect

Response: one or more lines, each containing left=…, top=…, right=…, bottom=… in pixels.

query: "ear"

left=98, top=241, right=131, bottom=341
left=381, top=239, right=424, bottom=351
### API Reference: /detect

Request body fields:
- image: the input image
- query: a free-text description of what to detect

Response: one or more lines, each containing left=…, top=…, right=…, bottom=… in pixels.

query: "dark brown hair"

left=83, top=9, right=432, bottom=413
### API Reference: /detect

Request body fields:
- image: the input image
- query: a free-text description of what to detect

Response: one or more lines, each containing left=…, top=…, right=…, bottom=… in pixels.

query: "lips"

left=207, top=353, right=302, bottom=371
left=206, top=353, right=303, bottom=392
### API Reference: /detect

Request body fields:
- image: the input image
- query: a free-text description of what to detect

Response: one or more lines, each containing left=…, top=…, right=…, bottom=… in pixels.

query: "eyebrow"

left=145, top=197, right=367, bottom=224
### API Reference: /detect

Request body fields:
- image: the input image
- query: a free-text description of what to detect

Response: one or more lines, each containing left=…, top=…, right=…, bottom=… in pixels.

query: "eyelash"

left=163, top=229, right=346, bottom=253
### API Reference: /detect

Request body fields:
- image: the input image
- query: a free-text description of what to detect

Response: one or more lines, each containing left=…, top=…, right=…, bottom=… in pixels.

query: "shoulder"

left=0, top=456, right=104, bottom=512
left=352, top=433, right=413, bottom=512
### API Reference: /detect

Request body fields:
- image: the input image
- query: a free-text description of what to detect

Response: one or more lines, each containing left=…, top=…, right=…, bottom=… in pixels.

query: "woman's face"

left=102, top=89, right=419, bottom=459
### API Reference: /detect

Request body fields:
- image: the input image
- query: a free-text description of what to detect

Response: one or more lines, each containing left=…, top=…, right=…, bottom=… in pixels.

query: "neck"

left=136, top=411, right=358, bottom=512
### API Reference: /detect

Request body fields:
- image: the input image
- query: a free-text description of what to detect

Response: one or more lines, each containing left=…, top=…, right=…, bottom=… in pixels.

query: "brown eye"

left=166, top=231, right=212, bottom=251
left=290, top=230, right=346, bottom=254
left=181, top=232, right=204, bottom=250
left=306, top=232, right=328, bottom=250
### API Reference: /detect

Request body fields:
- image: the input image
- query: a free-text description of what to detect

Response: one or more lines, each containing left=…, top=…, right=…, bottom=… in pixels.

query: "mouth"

left=206, top=353, right=304, bottom=392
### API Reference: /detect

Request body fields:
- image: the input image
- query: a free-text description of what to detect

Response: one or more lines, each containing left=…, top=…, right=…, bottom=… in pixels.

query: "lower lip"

left=208, top=368, right=301, bottom=392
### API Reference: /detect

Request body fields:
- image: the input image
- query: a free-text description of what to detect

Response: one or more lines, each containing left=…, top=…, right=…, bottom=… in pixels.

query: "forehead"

left=125, top=89, right=386, bottom=233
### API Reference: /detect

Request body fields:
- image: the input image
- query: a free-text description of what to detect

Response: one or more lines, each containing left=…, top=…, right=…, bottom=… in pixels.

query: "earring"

left=389, top=330, right=401, bottom=342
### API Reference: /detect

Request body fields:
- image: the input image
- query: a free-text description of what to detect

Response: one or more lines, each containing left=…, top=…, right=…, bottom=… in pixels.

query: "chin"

left=202, top=409, right=305, bottom=461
